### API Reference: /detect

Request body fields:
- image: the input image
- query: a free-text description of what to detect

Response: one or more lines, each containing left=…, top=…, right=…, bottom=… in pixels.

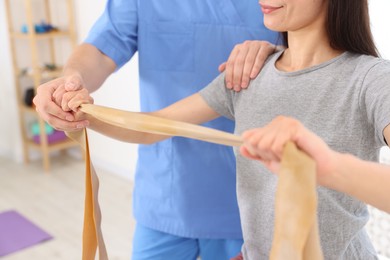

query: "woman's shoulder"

left=344, top=53, right=390, bottom=93
left=260, top=50, right=284, bottom=72
left=345, top=52, right=390, bottom=71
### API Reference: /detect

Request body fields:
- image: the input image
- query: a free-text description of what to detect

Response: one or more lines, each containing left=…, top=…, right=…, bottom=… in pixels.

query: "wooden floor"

left=0, top=154, right=135, bottom=260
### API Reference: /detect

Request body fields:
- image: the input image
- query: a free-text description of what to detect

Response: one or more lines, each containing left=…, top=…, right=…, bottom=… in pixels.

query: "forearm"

left=83, top=93, right=220, bottom=145
left=63, top=43, right=116, bottom=92
left=327, top=153, right=390, bottom=213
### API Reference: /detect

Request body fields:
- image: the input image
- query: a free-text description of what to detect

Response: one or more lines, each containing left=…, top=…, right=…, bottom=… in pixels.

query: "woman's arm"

left=240, top=116, right=390, bottom=213
left=329, top=151, right=390, bottom=214
left=71, top=92, right=221, bottom=144
left=330, top=125, right=390, bottom=213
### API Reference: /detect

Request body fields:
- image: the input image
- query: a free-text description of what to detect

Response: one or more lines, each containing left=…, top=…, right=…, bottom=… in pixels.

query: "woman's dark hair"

left=281, top=0, right=379, bottom=57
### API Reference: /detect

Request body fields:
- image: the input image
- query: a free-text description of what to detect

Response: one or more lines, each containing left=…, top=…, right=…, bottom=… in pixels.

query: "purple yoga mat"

left=0, top=210, right=53, bottom=256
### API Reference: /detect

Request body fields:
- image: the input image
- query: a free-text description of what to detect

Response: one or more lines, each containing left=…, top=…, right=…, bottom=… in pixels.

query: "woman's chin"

left=264, top=21, right=284, bottom=32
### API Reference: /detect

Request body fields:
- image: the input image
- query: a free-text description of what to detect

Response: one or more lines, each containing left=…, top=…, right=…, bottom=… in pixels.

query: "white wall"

left=370, top=0, right=390, bottom=59
left=0, top=1, right=21, bottom=161
left=0, top=0, right=389, bottom=179
left=370, top=0, right=390, bottom=163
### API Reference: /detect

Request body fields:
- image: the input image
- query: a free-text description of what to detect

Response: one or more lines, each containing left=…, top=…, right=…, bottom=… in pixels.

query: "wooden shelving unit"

left=5, top=0, right=79, bottom=171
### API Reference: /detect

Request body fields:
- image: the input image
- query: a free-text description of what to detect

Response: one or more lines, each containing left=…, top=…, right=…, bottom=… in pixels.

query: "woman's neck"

left=276, top=29, right=343, bottom=72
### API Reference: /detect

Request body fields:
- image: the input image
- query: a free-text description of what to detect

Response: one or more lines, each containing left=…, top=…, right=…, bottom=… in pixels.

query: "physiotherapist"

left=33, top=0, right=279, bottom=259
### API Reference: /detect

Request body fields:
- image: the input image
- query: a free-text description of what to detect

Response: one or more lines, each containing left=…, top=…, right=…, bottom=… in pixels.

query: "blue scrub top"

left=85, top=0, right=279, bottom=239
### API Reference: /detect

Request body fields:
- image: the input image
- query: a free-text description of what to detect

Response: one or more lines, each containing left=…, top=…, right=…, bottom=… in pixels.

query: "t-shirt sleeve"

left=360, top=59, right=390, bottom=145
left=199, top=72, right=235, bottom=121
left=84, top=0, right=138, bottom=69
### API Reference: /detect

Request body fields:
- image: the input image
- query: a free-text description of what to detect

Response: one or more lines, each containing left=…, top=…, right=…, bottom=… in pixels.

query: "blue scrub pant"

left=132, top=224, right=243, bottom=260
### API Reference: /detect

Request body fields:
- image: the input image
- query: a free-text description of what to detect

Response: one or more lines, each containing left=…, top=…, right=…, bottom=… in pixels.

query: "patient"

left=60, top=0, right=390, bottom=258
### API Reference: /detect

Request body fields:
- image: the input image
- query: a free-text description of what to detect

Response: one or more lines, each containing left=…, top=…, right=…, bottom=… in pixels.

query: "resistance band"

left=67, top=104, right=323, bottom=260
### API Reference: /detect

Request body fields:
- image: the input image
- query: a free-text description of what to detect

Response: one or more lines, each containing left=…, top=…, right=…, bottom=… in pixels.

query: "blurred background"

left=0, top=0, right=389, bottom=259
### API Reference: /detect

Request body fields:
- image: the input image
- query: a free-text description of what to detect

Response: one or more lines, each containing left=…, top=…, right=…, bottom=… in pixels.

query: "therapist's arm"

left=62, top=43, right=116, bottom=93
left=33, top=43, right=116, bottom=131
left=241, top=116, right=390, bottom=214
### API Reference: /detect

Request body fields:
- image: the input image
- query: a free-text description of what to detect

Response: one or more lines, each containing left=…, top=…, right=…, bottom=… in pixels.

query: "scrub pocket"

left=136, top=139, right=173, bottom=201
left=143, top=21, right=195, bottom=72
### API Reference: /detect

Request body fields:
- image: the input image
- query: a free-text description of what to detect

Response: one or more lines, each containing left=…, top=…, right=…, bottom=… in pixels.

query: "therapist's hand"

left=33, top=73, right=90, bottom=132
left=219, top=40, right=280, bottom=92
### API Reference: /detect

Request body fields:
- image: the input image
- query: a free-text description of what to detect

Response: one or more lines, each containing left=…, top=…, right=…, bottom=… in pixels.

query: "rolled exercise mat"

left=67, top=103, right=323, bottom=260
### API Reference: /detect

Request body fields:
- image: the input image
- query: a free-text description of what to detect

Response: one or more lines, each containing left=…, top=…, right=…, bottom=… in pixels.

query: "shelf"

left=11, top=31, right=72, bottom=40
left=27, top=137, right=79, bottom=152
left=20, top=104, right=36, bottom=114
left=18, top=66, right=63, bottom=79
left=6, top=0, right=78, bottom=171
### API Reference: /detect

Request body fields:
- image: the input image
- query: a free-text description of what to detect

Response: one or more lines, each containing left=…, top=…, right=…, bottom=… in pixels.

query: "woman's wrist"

left=318, top=151, right=352, bottom=191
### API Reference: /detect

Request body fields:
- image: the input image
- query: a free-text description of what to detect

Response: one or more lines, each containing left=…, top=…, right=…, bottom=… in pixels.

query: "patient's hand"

left=62, top=88, right=94, bottom=112
left=240, top=116, right=337, bottom=186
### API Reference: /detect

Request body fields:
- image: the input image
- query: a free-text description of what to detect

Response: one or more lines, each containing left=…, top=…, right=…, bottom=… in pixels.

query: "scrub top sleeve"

left=199, top=73, right=236, bottom=121
left=361, top=59, right=390, bottom=145
left=84, top=0, right=138, bottom=69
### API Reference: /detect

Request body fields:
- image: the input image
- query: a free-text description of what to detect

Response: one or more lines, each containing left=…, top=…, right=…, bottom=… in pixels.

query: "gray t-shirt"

left=200, top=51, right=390, bottom=260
